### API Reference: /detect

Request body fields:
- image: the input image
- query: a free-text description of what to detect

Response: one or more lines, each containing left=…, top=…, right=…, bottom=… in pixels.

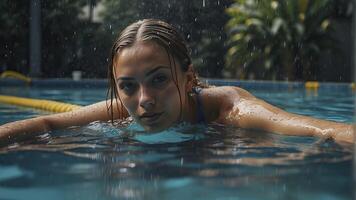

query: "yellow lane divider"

left=0, top=70, right=32, bottom=84
left=306, top=81, right=355, bottom=90
left=305, top=81, right=319, bottom=89
left=0, top=95, right=82, bottom=113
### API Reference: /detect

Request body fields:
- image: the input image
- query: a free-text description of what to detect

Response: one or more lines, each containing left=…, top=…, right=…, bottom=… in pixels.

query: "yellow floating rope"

left=0, top=70, right=32, bottom=84
left=0, top=95, right=82, bottom=113
left=305, top=81, right=319, bottom=90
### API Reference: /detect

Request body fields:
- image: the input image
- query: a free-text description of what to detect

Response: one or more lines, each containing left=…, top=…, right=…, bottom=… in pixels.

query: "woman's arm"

left=0, top=99, right=128, bottom=145
left=220, top=87, right=354, bottom=143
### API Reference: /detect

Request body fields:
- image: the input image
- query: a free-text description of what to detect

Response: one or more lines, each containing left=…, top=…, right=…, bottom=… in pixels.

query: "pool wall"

left=0, top=78, right=354, bottom=90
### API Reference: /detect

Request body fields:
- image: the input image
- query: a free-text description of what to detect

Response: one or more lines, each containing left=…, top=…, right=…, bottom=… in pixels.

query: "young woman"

left=0, top=19, right=354, bottom=145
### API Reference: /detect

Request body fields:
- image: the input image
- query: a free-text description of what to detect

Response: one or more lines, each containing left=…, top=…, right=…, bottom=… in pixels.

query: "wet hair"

left=107, top=19, right=204, bottom=121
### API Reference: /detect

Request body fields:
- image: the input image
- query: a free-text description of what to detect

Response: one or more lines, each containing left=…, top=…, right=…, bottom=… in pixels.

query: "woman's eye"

left=119, top=82, right=136, bottom=94
left=152, top=75, right=168, bottom=84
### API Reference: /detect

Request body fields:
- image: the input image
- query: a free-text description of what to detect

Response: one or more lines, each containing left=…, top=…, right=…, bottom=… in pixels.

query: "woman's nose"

left=139, top=87, right=155, bottom=110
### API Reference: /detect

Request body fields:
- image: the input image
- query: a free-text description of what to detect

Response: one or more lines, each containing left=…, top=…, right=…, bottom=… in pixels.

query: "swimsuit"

left=192, top=87, right=206, bottom=124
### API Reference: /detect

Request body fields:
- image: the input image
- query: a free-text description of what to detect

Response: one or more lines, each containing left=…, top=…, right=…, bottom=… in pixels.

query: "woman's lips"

left=139, top=112, right=164, bottom=124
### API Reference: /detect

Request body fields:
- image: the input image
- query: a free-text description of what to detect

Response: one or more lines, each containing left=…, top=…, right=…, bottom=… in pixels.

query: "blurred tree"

left=0, top=0, right=29, bottom=74
left=0, top=0, right=105, bottom=78
left=41, top=0, right=88, bottom=77
left=225, top=0, right=347, bottom=81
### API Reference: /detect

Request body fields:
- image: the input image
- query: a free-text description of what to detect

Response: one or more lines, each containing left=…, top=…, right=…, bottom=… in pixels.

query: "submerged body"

left=0, top=19, right=354, bottom=145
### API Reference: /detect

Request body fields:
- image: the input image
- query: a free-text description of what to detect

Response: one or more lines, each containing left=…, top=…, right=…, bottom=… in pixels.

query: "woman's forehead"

left=115, top=42, right=170, bottom=66
left=113, top=42, right=173, bottom=77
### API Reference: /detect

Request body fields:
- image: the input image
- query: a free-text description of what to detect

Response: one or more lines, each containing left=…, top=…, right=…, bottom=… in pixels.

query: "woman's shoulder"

left=201, top=85, right=255, bottom=100
left=198, top=86, right=255, bottom=121
left=199, top=86, right=253, bottom=121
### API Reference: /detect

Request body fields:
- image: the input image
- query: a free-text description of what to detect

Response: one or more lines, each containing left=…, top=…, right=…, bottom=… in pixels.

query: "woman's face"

left=114, top=42, right=191, bottom=132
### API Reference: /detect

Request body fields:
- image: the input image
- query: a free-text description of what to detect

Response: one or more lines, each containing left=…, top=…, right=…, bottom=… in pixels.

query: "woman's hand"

left=322, top=123, right=354, bottom=143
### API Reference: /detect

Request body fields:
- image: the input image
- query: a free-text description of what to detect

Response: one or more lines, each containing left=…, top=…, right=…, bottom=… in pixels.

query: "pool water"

left=0, top=86, right=354, bottom=200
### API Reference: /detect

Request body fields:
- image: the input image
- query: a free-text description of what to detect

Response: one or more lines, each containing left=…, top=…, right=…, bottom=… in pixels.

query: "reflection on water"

left=0, top=121, right=353, bottom=200
left=0, top=87, right=354, bottom=200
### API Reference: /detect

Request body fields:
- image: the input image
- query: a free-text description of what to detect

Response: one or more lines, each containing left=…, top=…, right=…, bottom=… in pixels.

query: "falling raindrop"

left=202, top=0, right=205, bottom=7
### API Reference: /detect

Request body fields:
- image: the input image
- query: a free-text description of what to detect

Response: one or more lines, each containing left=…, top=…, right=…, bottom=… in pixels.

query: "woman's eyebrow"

left=116, top=66, right=170, bottom=81
left=146, top=66, right=170, bottom=76
left=116, top=77, right=134, bottom=81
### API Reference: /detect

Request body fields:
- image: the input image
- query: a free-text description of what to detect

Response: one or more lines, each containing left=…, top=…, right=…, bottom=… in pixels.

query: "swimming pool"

left=0, top=81, right=354, bottom=200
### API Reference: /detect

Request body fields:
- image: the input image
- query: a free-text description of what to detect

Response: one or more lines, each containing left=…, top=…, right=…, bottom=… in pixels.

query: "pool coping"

left=0, top=78, right=354, bottom=90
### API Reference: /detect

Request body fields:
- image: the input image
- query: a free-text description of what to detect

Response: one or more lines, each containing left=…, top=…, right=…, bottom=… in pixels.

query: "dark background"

left=0, top=0, right=353, bottom=82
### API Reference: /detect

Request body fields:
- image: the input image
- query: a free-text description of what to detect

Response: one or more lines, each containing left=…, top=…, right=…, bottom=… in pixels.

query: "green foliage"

left=225, top=0, right=338, bottom=80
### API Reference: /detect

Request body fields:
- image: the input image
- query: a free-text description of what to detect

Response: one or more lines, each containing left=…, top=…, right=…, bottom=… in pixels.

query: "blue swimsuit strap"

left=192, top=87, right=206, bottom=124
